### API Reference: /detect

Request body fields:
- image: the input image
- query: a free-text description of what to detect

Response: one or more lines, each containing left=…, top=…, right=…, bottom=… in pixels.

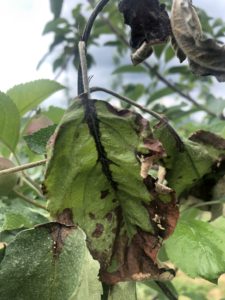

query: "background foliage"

left=1, top=0, right=225, bottom=299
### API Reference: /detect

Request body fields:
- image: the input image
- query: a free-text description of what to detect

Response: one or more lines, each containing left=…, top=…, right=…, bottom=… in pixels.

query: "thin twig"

left=13, top=190, right=47, bottom=210
left=143, top=61, right=218, bottom=118
left=155, top=281, right=178, bottom=300
left=0, top=159, right=47, bottom=176
left=79, top=41, right=90, bottom=95
left=78, top=0, right=110, bottom=94
left=90, top=86, right=184, bottom=150
left=11, top=152, right=44, bottom=196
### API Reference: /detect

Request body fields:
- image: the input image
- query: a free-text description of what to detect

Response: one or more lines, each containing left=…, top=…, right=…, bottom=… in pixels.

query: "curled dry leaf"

left=171, top=0, right=225, bottom=81
left=118, top=0, right=171, bottom=64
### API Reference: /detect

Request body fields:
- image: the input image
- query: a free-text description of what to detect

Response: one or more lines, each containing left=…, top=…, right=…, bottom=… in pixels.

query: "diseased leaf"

left=0, top=221, right=90, bottom=300
left=0, top=92, right=20, bottom=151
left=171, top=0, right=225, bottom=81
left=154, top=124, right=220, bottom=196
left=118, top=0, right=171, bottom=64
left=7, top=80, right=64, bottom=116
left=189, top=130, right=225, bottom=150
left=24, top=124, right=57, bottom=154
left=44, top=97, right=178, bottom=284
left=165, top=219, right=225, bottom=282
left=43, top=18, right=69, bottom=35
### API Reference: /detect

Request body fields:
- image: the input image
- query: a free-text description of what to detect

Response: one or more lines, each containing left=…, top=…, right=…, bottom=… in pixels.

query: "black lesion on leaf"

left=81, top=95, right=118, bottom=191
left=92, top=223, right=104, bottom=238
left=118, top=0, right=171, bottom=49
left=101, top=189, right=110, bottom=199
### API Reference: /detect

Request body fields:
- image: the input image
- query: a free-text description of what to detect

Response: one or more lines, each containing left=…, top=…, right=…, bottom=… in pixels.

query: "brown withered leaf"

left=101, top=196, right=178, bottom=285
left=171, top=0, right=225, bottom=81
left=118, top=0, right=171, bottom=64
left=189, top=130, right=225, bottom=150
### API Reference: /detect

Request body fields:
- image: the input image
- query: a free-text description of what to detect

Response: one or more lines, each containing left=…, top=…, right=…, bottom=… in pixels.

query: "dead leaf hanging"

left=171, top=0, right=225, bottom=81
left=118, top=0, right=171, bottom=65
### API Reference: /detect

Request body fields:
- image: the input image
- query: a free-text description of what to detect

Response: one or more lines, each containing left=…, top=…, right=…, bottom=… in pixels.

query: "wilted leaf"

left=44, top=96, right=178, bottom=284
left=7, top=80, right=64, bottom=116
left=189, top=130, right=225, bottom=150
left=0, top=222, right=92, bottom=300
left=119, top=0, right=171, bottom=64
left=24, top=124, right=57, bottom=154
left=171, top=0, right=225, bottom=81
left=165, top=219, right=225, bottom=282
left=0, top=92, right=20, bottom=151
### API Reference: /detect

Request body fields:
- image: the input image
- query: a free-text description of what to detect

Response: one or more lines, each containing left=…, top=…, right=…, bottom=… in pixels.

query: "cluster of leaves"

left=1, top=0, right=225, bottom=299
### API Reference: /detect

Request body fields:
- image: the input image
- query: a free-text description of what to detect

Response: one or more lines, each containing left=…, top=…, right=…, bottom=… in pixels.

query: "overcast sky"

left=0, top=0, right=224, bottom=105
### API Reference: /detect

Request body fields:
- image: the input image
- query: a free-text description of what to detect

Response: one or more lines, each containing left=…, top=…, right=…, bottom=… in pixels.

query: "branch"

left=78, top=0, right=110, bottom=94
left=90, top=86, right=184, bottom=151
left=0, top=159, right=47, bottom=176
left=13, top=190, right=47, bottom=210
left=78, top=41, right=90, bottom=95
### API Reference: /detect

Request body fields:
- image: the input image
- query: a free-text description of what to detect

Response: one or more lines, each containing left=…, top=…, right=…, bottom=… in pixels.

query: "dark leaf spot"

left=92, top=223, right=104, bottom=238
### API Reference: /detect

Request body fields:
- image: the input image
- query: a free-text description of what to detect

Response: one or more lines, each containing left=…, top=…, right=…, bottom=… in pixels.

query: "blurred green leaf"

left=109, top=282, right=137, bottom=300
left=165, top=219, right=225, bottom=281
left=0, top=92, right=20, bottom=151
left=112, top=65, right=147, bottom=74
left=43, top=18, right=69, bottom=35
left=7, top=80, right=64, bottom=116
left=149, top=87, right=175, bottom=102
left=50, top=0, right=64, bottom=19
left=0, top=198, right=49, bottom=232
left=43, top=106, right=65, bottom=124
left=24, top=124, right=57, bottom=154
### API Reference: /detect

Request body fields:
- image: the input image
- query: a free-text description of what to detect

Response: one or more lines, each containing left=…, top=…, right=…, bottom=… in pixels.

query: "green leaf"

left=43, top=18, right=69, bottom=35
left=50, top=0, right=64, bottom=19
left=44, top=98, right=178, bottom=282
left=109, top=282, right=137, bottom=300
left=71, top=250, right=102, bottom=300
left=7, top=80, right=64, bottom=116
left=24, top=124, right=57, bottom=154
left=149, top=87, right=175, bottom=102
left=0, top=198, right=49, bottom=233
left=165, top=219, right=225, bottom=281
left=167, top=66, right=189, bottom=75
left=43, top=106, right=65, bottom=124
left=0, top=92, right=20, bottom=151
left=137, top=281, right=178, bottom=300
left=112, top=65, right=147, bottom=74
left=0, top=223, right=89, bottom=300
